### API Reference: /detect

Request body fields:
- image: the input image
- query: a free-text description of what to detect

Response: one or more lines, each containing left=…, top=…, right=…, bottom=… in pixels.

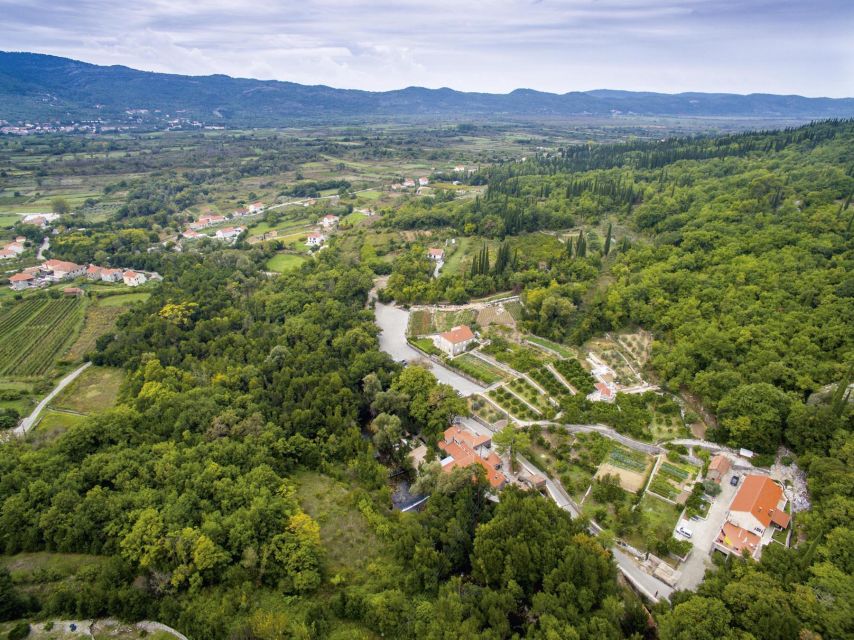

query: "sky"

left=1, top=0, right=852, bottom=97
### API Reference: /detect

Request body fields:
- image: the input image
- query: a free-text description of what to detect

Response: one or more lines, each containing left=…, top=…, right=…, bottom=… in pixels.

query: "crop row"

left=0, top=299, right=83, bottom=376
left=528, top=366, right=572, bottom=400
left=552, top=359, right=596, bottom=394
left=648, top=477, right=681, bottom=500
left=450, top=354, right=505, bottom=385
left=609, top=448, right=648, bottom=472
left=0, top=299, right=49, bottom=335
left=487, top=387, right=541, bottom=421
left=659, top=462, right=692, bottom=482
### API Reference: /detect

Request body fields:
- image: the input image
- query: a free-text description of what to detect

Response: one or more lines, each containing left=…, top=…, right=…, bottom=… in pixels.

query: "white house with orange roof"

left=438, top=425, right=506, bottom=490
left=9, top=272, right=34, bottom=290
left=427, top=247, right=445, bottom=261
left=100, top=268, right=124, bottom=283
left=0, top=249, right=16, bottom=261
left=215, top=226, right=245, bottom=240
left=123, top=270, right=147, bottom=287
left=713, top=475, right=791, bottom=559
left=306, top=233, right=325, bottom=247
left=247, top=201, right=264, bottom=214
left=42, top=259, right=85, bottom=280
left=433, top=325, right=476, bottom=357
left=418, top=176, right=430, bottom=186
left=320, top=214, right=339, bottom=229
left=86, top=264, right=103, bottom=280
left=4, top=241, right=25, bottom=255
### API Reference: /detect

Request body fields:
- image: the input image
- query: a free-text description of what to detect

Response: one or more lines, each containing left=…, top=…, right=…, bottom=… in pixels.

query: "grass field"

left=265, top=253, right=306, bottom=273
left=441, top=237, right=472, bottom=274
left=526, top=335, right=577, bottom=359
left=625, top=494, right=683, bottom=550
left=450, top=353, right=507, bottom=384
left=0, top=298, right=84, bottom=377
left=65, top=304, right=125, bottom=361
left=98, top=292, right=150, bottom=307
left=29, top=409, right=87, bottom=444
left=340, top=211, right=368, bottom=226
left=52, top=366, right=125, bottom=415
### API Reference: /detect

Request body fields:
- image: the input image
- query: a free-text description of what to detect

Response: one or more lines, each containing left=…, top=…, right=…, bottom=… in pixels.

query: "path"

left=14, top=362, right=92, bottom=436
left=37, top=236, right=50, bottom=260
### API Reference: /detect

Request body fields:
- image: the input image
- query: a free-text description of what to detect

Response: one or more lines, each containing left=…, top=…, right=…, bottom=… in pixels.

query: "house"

left=707, top=454, right=732, bottom=483
left=587, top=381, right=616, bottom=403
left=42, top=259, right=85, bottom=280
left=320, top=214, right=340, bottom=229
left=433, top=325, right=476, bottom=357
left=0, top=250, right=16, bottom=261
left=714, top=522, right=761, bottom=558
left=9, top=272, right=34, bottom=290
left=182, top=229, right=203, bottom=240
left=427, top=247, right=445, bottom=261
left=233, top=207, right=250, bottom=218
left=215, top=226, right=245, bottom=240
left=193, top=215, right=226, bottom=229
left=402, top=178, right=416, bottom=188
left=63, top=287, right=84, bottom=297
left=4, top=241, right=25, bottom=255
left=123, top=270, right=147, bottom=287
left=23, top=213, right=58, bottom=225
left=726, top=475, right=790, bottom=535
left=247, top=201, right=264, bottom=214
left=306, top=233, right=325, bottom=247
left=418, top=176, right=429, bottom=186
left=86, top=264, right=103, bottom=280
left=454, top=165, right=466, bottom=172
left=100, top=268, right=124, bottom=282
left=438, top=425, right=506, bottom=490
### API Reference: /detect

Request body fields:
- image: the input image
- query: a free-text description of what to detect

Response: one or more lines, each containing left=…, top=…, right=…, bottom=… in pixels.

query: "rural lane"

left=13, top=362, right=92, bottom=436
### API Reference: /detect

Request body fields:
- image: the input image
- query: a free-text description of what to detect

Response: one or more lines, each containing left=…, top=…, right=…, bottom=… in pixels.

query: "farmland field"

left=65, top=304, right=126, bottom=361
left=408, top=309, right=435, bottom=336
left=450, top=353, right=507, bottom=384
left=0, top=298, right=84, bottom=377
left=51, top=366, right=125, bottom=415
left=487, top=386, right=541, bottom=421
left=528, top=365, right=573, bottom=400
left=98, top=292, right=150, bottom=307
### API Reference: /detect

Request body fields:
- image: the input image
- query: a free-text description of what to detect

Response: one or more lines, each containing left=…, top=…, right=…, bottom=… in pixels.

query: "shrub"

left=7, top=622, right=30, bottom=640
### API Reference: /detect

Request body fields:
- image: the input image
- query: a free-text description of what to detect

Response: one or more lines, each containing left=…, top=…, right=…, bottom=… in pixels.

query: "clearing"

left=98, top=292, right=151, bottom=307
left=266, top=253, right=306, bottom=273
left=51, top=366, right=125, bottom=415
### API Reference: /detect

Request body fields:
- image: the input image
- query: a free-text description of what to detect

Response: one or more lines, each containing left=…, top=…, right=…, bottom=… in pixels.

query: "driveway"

left=674, top=471, right=740, bottom=590
left=374, top=302, right=484, bottom=397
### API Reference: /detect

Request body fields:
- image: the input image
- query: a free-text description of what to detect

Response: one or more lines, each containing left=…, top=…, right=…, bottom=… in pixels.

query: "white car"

left=676, top=525, right=693, bottom=538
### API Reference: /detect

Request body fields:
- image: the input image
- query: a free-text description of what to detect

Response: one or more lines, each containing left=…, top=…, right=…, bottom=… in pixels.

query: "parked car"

left=730, top=475, right=740, bottom=486
left=676, top=526, right=693, bottom=538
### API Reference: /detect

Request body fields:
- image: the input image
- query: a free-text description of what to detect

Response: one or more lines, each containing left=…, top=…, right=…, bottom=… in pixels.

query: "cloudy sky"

left=1, top=0, right=852, bottom=96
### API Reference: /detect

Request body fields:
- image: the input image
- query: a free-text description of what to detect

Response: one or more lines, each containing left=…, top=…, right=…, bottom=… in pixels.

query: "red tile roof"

left=717, top=522, right=760, bottom=555
left=730, top=475, right=788, bottom=529
left=10, top=272, right=33, bottom=281
left=440, top=325, right=474, bottom=345
left=438, top=428, right=505, bottom=489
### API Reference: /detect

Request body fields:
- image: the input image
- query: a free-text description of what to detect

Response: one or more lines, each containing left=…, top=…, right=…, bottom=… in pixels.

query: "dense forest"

left=1, top=120, right=852, bottom=639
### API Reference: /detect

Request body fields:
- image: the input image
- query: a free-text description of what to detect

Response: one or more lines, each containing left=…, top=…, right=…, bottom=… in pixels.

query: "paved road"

left=14, top=362, right=92, bottom=436
left=37, top=236, right=50, bottom=260
left=374, top=302, right=484, bottom=396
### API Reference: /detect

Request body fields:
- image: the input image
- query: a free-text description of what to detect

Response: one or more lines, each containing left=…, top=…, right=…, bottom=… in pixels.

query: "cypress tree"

left=604, top=222, right=612, bottom=256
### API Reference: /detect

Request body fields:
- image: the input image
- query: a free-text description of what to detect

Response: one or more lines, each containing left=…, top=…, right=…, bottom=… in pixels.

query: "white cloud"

left=0, top=0, right=851, bottom=95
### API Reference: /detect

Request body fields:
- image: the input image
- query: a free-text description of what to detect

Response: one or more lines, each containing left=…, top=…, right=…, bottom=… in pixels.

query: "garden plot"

left=507, top=377, right=555, bottom=417
left=470, top=394, right=508, bottom=425
left=647, top=458, right=700, bottom=502
left=477, top=305, right=515, bottom=330
left=595, top=446, right=653, bottom=492
left=408, top=309, right=435, bottom=336
left=451, top=353, right=507, bottom=385
left=614, top=328, right=653, bottom=368
left=586, top=337, right=644, bottom=387
left=487, top=385, right=541, bottom=421
left=528, top=366, right=573, bottom=400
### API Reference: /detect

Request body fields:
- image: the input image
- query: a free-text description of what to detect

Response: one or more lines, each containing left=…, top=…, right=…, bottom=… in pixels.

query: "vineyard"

left=0, top=298, right=84, bottom=377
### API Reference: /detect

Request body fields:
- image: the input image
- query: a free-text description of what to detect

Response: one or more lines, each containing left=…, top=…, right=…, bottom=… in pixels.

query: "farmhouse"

left=215, top=226, right=245, bottom=240
left=42, top=259, right=85, bottom=280
left=418, top=176, right=430, bottom=186
left=192, top=214, right=226, bottom=229
left=233, top=207, right=250, bottom=218
left=100, top=268, right=124, bottom=282
left=0, top=250, right=16, bottom=261
left=713, top=475, right=790, bottom=559
left=454, top=165, right=466, bottom=172
left=63, top=287, right=85, bottom=297
left=123, top=270, right=147, bottom=287
left=320, top=214, right=339, bottom=229
left=587, top=381, right=616, bottom=402
left=707, top=454, right=732, bottom=483
left=182, top=229, right=203, bottom=239
left=438, top=425, right=506, bottom=490
left=306, top=233, right=325, bottom=247
left=402, top=178, right=416, bottom=188
left=247, top=201, right=264, bottom=214
left=86, top=264, right=103, bottom=280
left=9, top=272, right=34, bottom=290
left=23, top=213, right=58, bottom=225
left=427, top=247, right=445, bottom=261
left=433, top=325, right=476, bottom=357
left=4, top=241, right=25, bottom=255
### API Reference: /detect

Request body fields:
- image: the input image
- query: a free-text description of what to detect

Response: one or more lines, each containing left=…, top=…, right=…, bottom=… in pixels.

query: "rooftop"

left=730, top=475, right=789, bottom=529
left=440, top=325, right=475, bottom=344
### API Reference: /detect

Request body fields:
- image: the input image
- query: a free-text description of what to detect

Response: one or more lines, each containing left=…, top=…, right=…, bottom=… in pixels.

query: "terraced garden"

left=0, top=298, right=84, bottom=377
left=487, top=386, right=541, bottom=421
left=648, top=458, right=699, bottom=501
left=470, top=394, right=508, bottom=424
left=526, top=335, right=576, bottom=359
left=450, top=353, right=507, bottom=384
left=528, top=365, right=573, bottom=400
left=507, top=377, right=555, bottom=417
left=552, top=358, right=596, bottom=394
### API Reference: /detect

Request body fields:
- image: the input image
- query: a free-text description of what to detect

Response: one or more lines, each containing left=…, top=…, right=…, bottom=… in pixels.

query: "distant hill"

left=2, top=51, right=853, bottom=126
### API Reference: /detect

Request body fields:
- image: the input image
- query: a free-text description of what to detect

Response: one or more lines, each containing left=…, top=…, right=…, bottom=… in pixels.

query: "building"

left=23, top=213, right=58, bottom=225
left=42, top=259, right=85, bottom=280
left=438, top=425, right=506, bottom=490
left=707, top=454, right=732, bottom=483
left=306, top=233, right=325, bottom=247
left=418, top=176, right=430, bottom=186
left=182, top=229, right=203, bottom=240
left=727, top=475, right=790, bottom=535
left=63, top=287, right=84, bottom=297
left=713, top=475, right=791, bottom=559
left=247, top=201, right=264, bottom=214
left=215, top=226, right=245, bottom=240
left=9, top=272, right=34, bottom=290
left=0, top=250, right=16, bottom=261
left=433, top=325, right=476, bottom=357
left=192, top=214, right=226, bottom=229
left=123, top=270, right=147, bottom=287
left=402, top=178, right=416, bottom=188
left=4, top=241, right=25, bottom=255
left=320, top=214, right=340, bottom=229
left=454, top=165, right=466, bottom=172
left=587, top=381, right=616, bottom=403
left=100, top=268, right=124, bottom=283
left=427, top=247, right=445, bottom=261
left=233, top=207, right=250, bottom=218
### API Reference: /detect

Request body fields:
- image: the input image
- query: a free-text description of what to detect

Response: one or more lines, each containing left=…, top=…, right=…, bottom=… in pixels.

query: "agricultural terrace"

left=51, top=366, right=126, bottom=415
left=65, top=303, right=126, bottom=361
left=552, top=358, right=596, bottom=394
left=450, top=353, right=507, bottom=385
left=481, top=334, right=551, bottom=372
left=487, top=386, right=541, bottom=421
left=469, top=394, right=508, bottom=425
left=406, top=308, right=477, bottom=336
left=0, top=298, right=84, bottom=377
left=507, top=377, right=556, bottom=418
left=647, top=456, right=700, bottom=503
left=526, top=335, right=577, bottom=359
left=595, top=445, right=653, bottom=493
left=586, top=336, right=643, bottom=386
left=528, top=365, right=573, bottom=400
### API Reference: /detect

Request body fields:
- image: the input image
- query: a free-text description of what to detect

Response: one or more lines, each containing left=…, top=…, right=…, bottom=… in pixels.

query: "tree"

left=492, top=426, right=530, bottom=473
left=51, top=197, right=70, bottom=215
left=370, top=412, right=404, bottom=458
left=658, top=596, right=734, bottom=640
left=603, top=222, right=612, bottom=256
left=718, top=383, right=791, bottom=453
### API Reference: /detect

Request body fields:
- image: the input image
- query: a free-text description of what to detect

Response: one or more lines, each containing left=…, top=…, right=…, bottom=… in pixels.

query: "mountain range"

left=2, top=51, right=853, bottom=126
